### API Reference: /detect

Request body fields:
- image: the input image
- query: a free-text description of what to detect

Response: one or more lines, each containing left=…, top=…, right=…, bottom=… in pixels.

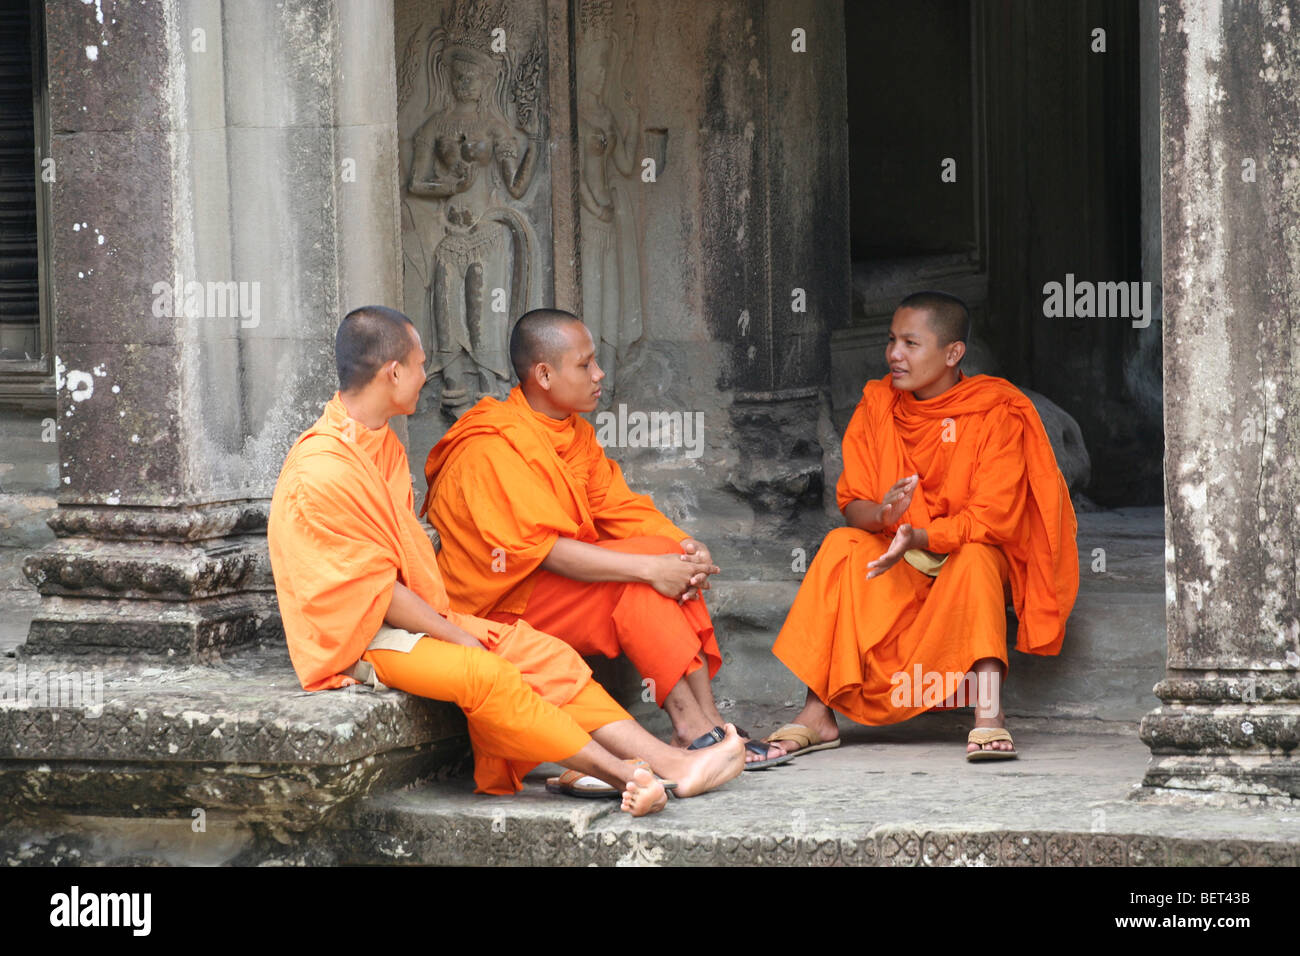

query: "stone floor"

left=335, top=711, right=1300, bottom=866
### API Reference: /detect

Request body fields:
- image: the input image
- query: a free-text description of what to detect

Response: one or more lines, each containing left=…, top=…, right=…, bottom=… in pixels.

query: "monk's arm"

left=542, top=536, right=703, bottom=598
left=541, top=536, right=660, bottom=583
left=844, top=500, right=929, bottom=546
left=384, top=581, right=484, bottom=648
left=844, top=499, right=886, bottom=532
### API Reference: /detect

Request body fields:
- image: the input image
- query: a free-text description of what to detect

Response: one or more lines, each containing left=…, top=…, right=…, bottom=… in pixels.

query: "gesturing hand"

left=878, top=474, right=919, bottom=527
left=865, top=523, right=919, bottom=580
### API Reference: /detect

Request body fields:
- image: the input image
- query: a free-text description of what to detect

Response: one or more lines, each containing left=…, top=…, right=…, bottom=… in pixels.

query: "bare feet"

left=671, top=723, right=745, bottom=797
left=768, top=697, right=839, bottom=757
left=620, top=767, right=668, bottom=816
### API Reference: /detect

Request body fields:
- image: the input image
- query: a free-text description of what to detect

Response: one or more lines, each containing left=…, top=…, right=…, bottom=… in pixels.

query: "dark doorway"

left=835, top=0, right=1159, bottom=507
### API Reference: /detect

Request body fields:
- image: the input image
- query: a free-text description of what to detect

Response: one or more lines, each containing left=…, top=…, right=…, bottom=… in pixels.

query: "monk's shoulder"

left=278, top=437, right=361, bottom=502
left=440, top=430, right=530, bottom=481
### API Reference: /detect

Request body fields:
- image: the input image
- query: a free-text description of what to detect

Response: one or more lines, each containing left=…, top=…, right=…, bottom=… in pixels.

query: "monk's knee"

left=459, top=650, right=528, bottom=715
left=948, top=542, right=1005, bottom=568
left=820, top=525, right=874, bottom=556
left=643, top=535, right=685, bottom=555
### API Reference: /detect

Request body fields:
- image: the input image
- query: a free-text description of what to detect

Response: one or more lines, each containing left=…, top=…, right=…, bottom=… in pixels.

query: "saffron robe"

left=772, top=372, right=1079, bottom=725
left=422, top=387, right=722, bottom=704
left=268, top=393, right=628, bottom=793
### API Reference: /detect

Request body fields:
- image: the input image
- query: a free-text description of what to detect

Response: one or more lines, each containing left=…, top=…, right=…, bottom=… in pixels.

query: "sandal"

left=966, top=727, right=1018, bottom=762
left=761, top=723, right=842, bottom=758
left=688, top=725, right=796, bottom=770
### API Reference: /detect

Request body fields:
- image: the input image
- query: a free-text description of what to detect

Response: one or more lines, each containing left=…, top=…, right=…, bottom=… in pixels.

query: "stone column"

left=21, top=0, right=401, bottom=659
left=1140, top=0, right=1300, bottom=801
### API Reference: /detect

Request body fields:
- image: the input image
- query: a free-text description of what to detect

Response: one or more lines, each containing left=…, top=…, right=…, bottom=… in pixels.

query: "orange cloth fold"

left=487, top=536, right=722, bottom=707
left=422, top=386, right=688, bottom=618
left=268, top=393, right=621, bottom=793
left=773, top=372, right=1078, bottom=724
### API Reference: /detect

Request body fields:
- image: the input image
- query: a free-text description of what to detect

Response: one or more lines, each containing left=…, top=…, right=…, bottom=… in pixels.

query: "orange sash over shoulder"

left=269, top=394, right=507, bottom=691
left=840, top=373, right=1079, bottom=654
left=422, top=387, right=687, bottom=617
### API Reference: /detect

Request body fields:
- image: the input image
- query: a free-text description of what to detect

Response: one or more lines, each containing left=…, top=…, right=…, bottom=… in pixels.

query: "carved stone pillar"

left=1139, top=0, right=1300, bottom=801
left=19, top=0, right=402, bottom=659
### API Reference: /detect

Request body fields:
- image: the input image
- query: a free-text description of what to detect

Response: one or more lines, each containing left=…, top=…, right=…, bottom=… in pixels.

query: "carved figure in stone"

left=577, top=2, right=648, bottom=396
left=404, top=0, right=544, bottom=417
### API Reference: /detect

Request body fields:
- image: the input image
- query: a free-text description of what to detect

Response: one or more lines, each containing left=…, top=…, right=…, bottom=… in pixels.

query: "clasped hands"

left=644, top=537, right=719, bottom=604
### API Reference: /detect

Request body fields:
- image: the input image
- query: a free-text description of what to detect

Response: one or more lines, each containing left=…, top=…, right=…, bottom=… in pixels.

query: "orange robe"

left=422, top=386, right=722, bottom=706
left=772, top=372, right=1078, bottom=725
left=268, top=393, right=629, bottom=794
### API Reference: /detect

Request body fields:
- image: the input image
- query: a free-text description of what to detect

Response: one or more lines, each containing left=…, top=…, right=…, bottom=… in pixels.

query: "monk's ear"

left=533, top=361, right=553, bottom=391
left=946, top=341, right=966, bottom=368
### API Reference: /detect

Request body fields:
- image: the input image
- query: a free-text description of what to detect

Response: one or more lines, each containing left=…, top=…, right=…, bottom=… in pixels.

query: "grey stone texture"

left=22, top=0, right=404, bottom=657
left=1140, top=0, right=1300, bottom=800
left=4, top=716, right=1296, bottom=866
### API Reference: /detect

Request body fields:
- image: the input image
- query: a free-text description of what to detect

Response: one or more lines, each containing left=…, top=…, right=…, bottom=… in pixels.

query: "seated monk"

left=767, top=291, right=1079, bottom=761
left=422, top=308, right=790, bottom=768
left=267, top=305, right=745, bottom=816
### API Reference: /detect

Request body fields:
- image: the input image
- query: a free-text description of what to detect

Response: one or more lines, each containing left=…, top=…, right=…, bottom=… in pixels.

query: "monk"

left=767, top=291, right=1078, bottom=761
left=422, top=308, right=790, bottom=768
left=267, top=305, right=745, bottom=816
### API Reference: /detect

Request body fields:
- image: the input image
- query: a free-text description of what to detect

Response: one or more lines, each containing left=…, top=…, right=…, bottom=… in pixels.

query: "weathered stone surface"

left=0, top=644, right=470, bottom=829
left=7, top=720, right=1295, bottom=866
left=1140, top=0, right=1300, bottom=799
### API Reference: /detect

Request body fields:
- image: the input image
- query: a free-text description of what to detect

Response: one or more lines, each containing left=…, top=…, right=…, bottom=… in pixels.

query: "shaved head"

left=898, top=291, right=971, bottom=355
left=510, top=308, right=586, bottom=382
left=336, top=305, right=416, bottom=392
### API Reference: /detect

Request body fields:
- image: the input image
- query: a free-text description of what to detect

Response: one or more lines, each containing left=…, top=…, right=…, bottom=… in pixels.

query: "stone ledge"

left=0, top=644, right=471, bottom=826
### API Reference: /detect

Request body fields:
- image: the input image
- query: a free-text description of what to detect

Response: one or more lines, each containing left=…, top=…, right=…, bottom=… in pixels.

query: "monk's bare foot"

left=968, top=717, right=1015, bottom=754
left=768, top=701, right=839, bottom=756
left=673, top=723, right=745, bottom=797
left=620, top=766, right=667, bottom=817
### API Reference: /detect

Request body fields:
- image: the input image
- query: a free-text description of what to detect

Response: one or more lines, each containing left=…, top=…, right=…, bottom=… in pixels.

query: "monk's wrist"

left=634, top=554, right=657, bottom=585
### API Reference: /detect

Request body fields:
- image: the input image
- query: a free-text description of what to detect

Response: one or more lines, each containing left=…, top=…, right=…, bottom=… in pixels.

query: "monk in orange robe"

left=768, top=292, right=1078, bottom=760
left=268, top=306, right=744, bottom=816
left=423, top=308, right=789, bottom=767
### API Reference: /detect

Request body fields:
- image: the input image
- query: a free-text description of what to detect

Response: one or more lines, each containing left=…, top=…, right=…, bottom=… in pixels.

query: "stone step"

left=334, top=718, right=1292, bottom=868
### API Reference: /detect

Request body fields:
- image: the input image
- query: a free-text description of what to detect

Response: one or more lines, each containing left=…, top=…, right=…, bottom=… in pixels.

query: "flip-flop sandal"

left=761, top=723, right=842, bottom=758
left=966, top=727, right=1018, bottom=762
left=689, top=725, right=797, bottom=770
left=545, top=759, right=678, bottom=797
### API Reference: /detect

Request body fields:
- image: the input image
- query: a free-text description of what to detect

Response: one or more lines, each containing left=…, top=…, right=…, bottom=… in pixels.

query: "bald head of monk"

left=887, top=291, right=969, bottom=401
left=510, top=308, right=604, bottom=418
left=336, top=305, right=426, bottom=426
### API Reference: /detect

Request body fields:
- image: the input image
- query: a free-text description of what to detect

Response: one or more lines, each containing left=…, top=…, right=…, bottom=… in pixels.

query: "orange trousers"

left=364, top=618, right=630, bottom=795
left=772, top=527, right=1010, bottom=725
left=488, top=536, right=722, bottom=707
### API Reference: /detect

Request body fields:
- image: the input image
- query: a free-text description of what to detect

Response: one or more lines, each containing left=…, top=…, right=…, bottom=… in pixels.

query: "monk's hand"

left=679, top=538, right=720, bottom=596
left=645, top=553, right=701, bottom=602
left=877, top=475, right=919, bottom=527
left=865, top=523, right=919, bottom=579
